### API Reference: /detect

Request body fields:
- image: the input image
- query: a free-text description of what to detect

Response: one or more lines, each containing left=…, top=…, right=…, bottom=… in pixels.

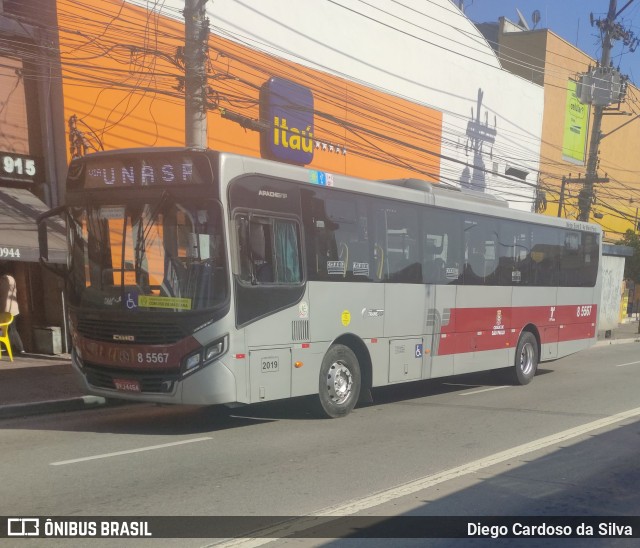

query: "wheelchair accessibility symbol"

left=126, top=292, right=138, bottom=309
left=415, top=344, right=423, bottom=358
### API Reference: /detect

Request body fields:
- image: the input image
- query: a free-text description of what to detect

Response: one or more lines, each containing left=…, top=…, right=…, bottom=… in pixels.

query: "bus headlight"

left=205, top=340, right=224, bottom=361
left=185, top=353, right=202, bottom=371
left=182, top=335, right=227, bottom=377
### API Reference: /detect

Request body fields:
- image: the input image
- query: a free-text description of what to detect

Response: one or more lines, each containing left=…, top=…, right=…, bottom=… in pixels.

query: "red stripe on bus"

left=436, top=304, right=597, bottom=356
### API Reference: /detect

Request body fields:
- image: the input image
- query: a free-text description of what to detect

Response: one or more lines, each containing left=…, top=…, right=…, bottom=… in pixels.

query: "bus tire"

left=315, top=344, right=361, bottom=418
left=513, top=331, right=538, bottom=385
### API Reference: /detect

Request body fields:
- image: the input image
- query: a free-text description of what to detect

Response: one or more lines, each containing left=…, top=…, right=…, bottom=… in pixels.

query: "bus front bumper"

left=71, top=353, right=238, bottom=406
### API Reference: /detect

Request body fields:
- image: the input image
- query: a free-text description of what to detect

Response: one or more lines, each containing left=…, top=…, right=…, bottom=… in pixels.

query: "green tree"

left=617, top=230, right=640, bottom=283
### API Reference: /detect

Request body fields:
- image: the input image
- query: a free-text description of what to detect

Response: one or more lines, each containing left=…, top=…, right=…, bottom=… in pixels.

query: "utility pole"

left=577, top=0, right=636, bottom=221
left=579, top=0, right=616, bottom=221
left=184, top=0, right=209, bottom=148
left=557, top=175, right=584, bottom=217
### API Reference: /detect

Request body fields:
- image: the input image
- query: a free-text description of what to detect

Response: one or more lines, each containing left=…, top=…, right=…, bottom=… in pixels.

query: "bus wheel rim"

left=520, top=342, right=534, bottom=376
left=327, top=361, right=352, bottom=404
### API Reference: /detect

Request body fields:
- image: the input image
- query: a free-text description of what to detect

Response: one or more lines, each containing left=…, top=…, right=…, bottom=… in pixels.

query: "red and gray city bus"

left=39, top=148, right=601, bottom=417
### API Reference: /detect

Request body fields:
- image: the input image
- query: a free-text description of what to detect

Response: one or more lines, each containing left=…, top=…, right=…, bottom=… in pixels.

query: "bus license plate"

left=261, top=357, right=279, bottom=372
left=113, top=378, right=141, bottom=392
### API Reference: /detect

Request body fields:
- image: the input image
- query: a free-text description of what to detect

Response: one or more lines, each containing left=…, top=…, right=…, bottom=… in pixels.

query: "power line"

left=8, top=0, right=640, bottom=225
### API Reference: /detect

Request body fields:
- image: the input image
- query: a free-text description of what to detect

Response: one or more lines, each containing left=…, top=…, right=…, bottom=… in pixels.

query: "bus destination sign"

left=81, top=154, right=209, bottom=189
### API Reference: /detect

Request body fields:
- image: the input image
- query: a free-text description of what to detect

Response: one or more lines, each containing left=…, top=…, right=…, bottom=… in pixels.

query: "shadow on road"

left=265, top=419, right=640, bottom=547
left=0, top=367, right=555, bottom=435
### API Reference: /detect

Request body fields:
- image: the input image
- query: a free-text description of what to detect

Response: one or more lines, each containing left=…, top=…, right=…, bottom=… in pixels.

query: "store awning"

left=0, top=187, right=67, bottom=264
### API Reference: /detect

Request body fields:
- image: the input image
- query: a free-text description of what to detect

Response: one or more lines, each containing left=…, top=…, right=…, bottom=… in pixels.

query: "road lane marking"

left=50, top=437, right=212, bottom=466
left=459, top=386, right=509, bottom=396
left=229, top=415, right=276, bottom=422
left=213, top=406, right=640, bottom=548
left=615, top=360, right=640, bottom=367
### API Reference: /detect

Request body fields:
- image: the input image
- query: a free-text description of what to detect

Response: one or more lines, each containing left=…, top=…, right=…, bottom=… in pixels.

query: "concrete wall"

left=599, top=254, right=626, bottom=332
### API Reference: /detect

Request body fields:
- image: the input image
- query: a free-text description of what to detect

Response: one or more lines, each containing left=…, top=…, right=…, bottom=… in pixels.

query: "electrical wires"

left=5, top=0, right=640, bottom=236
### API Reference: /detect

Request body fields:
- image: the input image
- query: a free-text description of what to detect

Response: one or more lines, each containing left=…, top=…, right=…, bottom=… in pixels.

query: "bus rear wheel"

left=315, top=344, right=361, bottom=418
left=513, top=331, right=538, bottom=385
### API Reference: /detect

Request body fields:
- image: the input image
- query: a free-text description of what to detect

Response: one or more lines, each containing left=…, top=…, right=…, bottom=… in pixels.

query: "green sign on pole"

left=562, top=80, right=589, bottom=164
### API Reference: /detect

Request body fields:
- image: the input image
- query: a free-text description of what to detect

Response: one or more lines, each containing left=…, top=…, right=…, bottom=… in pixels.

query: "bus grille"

left=76, top=318, right=186, bottom=344
left=84, top=365, right=178, bottom=394
left=292, top=319, right=309, bottom=341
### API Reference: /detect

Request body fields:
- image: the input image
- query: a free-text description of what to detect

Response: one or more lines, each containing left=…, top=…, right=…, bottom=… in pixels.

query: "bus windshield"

left=66, top=196, right=227, bottom=313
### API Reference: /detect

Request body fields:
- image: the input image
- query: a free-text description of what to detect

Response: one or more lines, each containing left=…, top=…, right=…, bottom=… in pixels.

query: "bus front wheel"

left=513, top=331, right=538, bottom=385
left=315, top=344, right=361, bottom=418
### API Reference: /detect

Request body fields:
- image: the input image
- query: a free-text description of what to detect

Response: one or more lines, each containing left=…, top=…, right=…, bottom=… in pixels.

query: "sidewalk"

left=0, top=352, right=106, bottom=419
left=1, top=321, right=639, bottom=419
left=595, top=317, right=640, bottom=346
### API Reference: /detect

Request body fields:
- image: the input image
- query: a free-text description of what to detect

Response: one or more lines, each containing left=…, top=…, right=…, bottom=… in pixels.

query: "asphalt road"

left=1, top=343, right=640, bottom=547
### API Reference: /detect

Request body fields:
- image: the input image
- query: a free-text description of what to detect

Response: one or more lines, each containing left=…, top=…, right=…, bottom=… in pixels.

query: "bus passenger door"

left=421, top=208, right=462, bottom=378
left=426, top=283, right=455, bottom=378
left=385, top=281, right=428, bottom=382
left=375, top=202, right=428, bottom=382
left=539, top=289, right=559, bottom=359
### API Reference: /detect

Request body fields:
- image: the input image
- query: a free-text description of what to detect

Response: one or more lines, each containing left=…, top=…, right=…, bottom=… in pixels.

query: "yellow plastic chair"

left=0, top=312, right=14, bottom=362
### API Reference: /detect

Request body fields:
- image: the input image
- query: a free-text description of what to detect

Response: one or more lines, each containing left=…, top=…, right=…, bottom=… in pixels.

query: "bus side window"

left=463, top=217, right=499, bottom=285
left=301, top=188, right=373, bottom=281
left=530, top=226, right=560, bottom=286
left=236, top=214, right=301, bottom=285
left=464, top=221, right=485, bottom=284
left=465, top=241, right=486, bottom=284
left=378, top=202, right=421, bottom=283
left=235, top=215, right=253, bottom=283
left=497, top=222, right=530, bottom=285
left=313, top=217, right=344, bottom=278
left=249, top=223, right=274, bottom=283
left=579, top=233, right=599, bottom=287
left=423, top=239, right=445, bottom=283
left=273, top=219, right=301, bottom=283
left=563, top=230, right=599, bottom=287
left=321, top=196, right=361, bottom=279
left=422, top=207, right=462, bottom=284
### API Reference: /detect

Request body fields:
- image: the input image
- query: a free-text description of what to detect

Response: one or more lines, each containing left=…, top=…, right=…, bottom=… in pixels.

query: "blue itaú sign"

left=260, top=77, right=314, bottom=166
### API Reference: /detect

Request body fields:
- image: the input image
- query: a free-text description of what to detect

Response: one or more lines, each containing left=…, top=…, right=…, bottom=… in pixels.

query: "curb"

left=594, top=337, right=640, bottom=347
left=0, top=395, right=107, bottom=420
left=14, top=353, right=72, bottom=362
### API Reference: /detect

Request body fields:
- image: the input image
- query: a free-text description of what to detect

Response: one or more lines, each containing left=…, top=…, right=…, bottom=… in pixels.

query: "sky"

left=462, top=0, right=640, bottom=84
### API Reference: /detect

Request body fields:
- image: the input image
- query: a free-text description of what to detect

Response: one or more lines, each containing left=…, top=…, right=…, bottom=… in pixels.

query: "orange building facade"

left=55, top=0, right=547, bottom=213
left=57, top=0, right=443, bottom=189
left=495, top=19, right=640, bottom=240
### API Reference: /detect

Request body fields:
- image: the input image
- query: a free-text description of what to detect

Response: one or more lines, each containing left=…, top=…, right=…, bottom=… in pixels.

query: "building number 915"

left=2, top=154, right=36, bottom=176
